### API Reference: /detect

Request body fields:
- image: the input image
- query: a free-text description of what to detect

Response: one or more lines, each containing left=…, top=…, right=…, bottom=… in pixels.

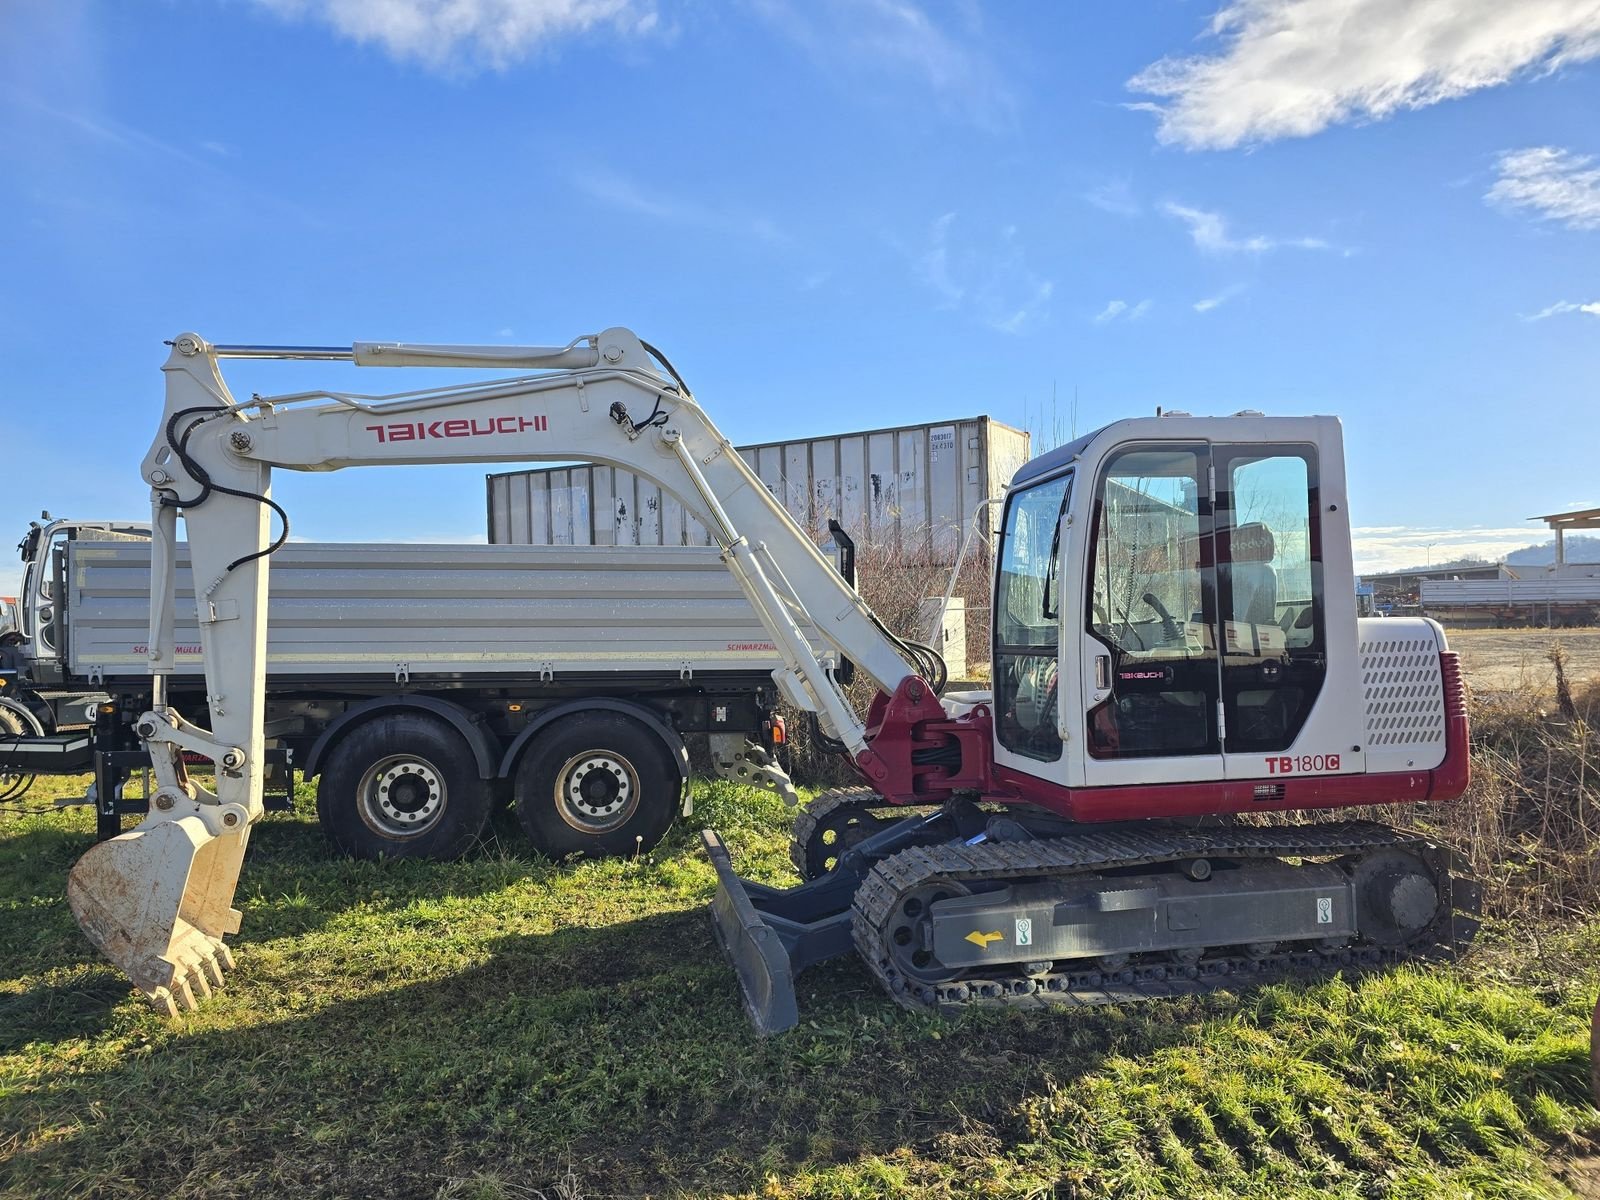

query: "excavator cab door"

left=1075, top=444, right=1224, bottom=787
left=1212, top=445, right=1330, bottom=776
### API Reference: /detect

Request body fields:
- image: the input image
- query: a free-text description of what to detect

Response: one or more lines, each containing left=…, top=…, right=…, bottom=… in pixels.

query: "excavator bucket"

left=66, top=815, right=249, bottom=1016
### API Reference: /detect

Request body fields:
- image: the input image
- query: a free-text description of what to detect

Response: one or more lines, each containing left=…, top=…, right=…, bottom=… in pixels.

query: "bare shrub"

left=1441, top=674, right=1598, bottom=918
left=1334, top=664, right=1599, bottom=920
left=782, top=532, right=993, bottom=786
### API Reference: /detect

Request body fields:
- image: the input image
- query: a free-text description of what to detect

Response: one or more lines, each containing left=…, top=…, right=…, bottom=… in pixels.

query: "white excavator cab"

left=986, top=416, right=1376, bottom=813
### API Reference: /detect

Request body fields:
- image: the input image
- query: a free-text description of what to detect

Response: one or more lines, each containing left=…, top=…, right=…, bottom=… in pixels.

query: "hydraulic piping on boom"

left=65, top=328, right=1476, bottom=1032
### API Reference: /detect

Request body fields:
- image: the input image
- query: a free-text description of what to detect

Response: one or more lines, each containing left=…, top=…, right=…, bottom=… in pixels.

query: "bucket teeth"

left=186, top=961, right=213, bottom=1001
left=133, top=935, right=237, bottom=1014
left=199, top=949, right=225, bottom=987
left=170, top=974, right=197, bottom=1013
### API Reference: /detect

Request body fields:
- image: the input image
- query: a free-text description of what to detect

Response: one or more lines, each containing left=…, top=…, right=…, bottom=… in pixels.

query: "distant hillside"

left=1507, top=535, right=1600, bottom=565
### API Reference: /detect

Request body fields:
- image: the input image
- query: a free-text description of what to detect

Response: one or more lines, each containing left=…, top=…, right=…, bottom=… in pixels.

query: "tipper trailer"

left=3, top=517, right=815, bottom=859
left=66, top=327, right=1475, bottom=1032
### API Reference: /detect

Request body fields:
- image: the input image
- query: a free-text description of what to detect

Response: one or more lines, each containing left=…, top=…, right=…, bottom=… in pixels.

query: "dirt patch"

left=1446, top=626, right=1600, bottom=695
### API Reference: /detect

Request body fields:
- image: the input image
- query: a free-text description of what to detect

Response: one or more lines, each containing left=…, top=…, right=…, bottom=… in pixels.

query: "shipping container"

left=486, top=416, right=1031, bottom=563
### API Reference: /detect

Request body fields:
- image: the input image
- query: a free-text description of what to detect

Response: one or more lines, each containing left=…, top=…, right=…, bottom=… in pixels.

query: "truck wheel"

left=513, top=711, right=680, bottom=860
left=316, top=713, right=493, bottom=861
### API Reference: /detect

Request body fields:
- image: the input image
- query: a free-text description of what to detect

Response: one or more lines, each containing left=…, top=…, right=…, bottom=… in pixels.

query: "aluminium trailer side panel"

left=66, top=541, right=806, bottom=680
left=1421, top=578, right=1600, bottom=605
left=486, top=416, right=1031, bottom=563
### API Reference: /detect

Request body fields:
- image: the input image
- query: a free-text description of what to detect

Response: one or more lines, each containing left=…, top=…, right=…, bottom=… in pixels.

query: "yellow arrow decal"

left=964, top=930, right=1004, bottom=950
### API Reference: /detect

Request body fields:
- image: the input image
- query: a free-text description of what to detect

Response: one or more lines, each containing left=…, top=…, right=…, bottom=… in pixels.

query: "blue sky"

left=3, top=0, right=1598, bottom=595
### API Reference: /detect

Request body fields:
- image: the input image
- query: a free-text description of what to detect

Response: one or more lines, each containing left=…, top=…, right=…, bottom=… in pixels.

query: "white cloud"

left=572, top=169, right=789, bottom=246
left=917, top=212, right=965, bottom=307
left=1128, top=0, right=1600, bottom=151
left=1084, top=179, right=1141, bottom=217
left=1194, top=283, right=1246, bottom=313
left=250, top=0, right=657, bottom=71
left=987, top=280, right=1055, bottom=335
left=909, top=213, right=1053, bottom=333
left=1162, top=202, right=1333, bottom=255
left=1524, top=299, right=1600, bottom=320
left=1094, top=298, right=1152, bottom=325
left=751, top=0, right=1014, bottom=130
left=1351, top=525, right=1539, bottom=573
left=1487, top=146, right=1600, bottom=230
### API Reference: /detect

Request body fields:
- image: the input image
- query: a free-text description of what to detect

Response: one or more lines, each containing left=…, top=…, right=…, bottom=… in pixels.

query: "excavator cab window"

left=994, top=472, right=1071, bottom=760
left=1214, top=446, right=1325, bottom=751
left=1086, top=446, right=1219, bottom=759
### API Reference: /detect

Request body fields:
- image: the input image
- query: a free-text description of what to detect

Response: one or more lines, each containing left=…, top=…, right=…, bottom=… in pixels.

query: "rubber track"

left=851, top=820, right=1482, bottom=1013
left=788, top=787, right=889, bottom=878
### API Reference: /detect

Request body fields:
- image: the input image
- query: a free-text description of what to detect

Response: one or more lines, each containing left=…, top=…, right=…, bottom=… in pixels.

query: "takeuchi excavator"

left=66, top=328, right=1476, bottom=1030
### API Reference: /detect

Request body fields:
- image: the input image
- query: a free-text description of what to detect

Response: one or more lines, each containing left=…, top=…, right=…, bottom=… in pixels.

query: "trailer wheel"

left=513, top=711, right=679, bottom=859
left=316, top=713, right=493, bottom=861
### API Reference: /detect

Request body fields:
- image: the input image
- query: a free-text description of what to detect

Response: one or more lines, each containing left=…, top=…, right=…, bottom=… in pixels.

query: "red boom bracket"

left=852, top=676, right=994, bottom=804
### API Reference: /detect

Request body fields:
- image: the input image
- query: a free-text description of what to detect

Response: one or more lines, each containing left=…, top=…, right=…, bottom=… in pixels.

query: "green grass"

left=3, top=774, right=1599, bottom=1199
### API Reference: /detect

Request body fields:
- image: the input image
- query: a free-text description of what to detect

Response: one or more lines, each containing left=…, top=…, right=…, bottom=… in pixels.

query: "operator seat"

left=1229, top=522, right=1278, bottom=626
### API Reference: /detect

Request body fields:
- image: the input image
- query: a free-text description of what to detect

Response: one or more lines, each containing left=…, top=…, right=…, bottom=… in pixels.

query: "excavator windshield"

left=994, top=472, right=1071, bottom=761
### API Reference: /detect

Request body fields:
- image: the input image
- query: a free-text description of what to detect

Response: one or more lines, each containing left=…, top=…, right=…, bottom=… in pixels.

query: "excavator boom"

left=66, top=327, right=949, bottom=1012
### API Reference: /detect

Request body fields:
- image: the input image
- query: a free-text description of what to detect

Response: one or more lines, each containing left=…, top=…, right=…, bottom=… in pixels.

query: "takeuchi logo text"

left=366, top=415, right=548, bottom=443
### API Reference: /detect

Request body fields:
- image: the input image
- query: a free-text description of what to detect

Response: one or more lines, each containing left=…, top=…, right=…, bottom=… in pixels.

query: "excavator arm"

left=66, top=327, right=960, bottom=1014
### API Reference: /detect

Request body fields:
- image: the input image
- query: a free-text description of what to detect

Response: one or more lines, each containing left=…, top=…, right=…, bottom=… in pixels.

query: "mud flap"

left=701, top=829, right=856, bottom=1036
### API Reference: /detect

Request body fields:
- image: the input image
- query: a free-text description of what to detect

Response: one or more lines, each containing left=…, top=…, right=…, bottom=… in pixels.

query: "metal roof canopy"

left=1530, top=507, right=1600, bottom=566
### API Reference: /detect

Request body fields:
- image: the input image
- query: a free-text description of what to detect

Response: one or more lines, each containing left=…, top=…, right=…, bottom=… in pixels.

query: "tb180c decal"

left=1265, top=754, right=1341, bottom=774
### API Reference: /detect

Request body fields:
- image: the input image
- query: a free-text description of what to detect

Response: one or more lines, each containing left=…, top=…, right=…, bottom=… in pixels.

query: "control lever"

left=1142, top=592, right=1182, bottom=641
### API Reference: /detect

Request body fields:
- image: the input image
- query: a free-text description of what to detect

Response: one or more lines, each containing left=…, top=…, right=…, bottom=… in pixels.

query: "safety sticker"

left=1015, top=917, right=1033, bottom=947
left=1316, top=897, right=1333, bottom=924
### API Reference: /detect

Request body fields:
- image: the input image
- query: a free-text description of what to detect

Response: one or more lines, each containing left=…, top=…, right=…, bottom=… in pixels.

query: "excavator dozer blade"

left=701, top=829, right=857, bottom=1036
left=702, top=829, right=801, bottom=1035
left=66, top=815, right=249, bottom=1016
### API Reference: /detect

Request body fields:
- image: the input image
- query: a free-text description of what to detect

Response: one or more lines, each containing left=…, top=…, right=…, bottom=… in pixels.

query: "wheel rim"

left=886, top=880, right=969, bottom=985
left=357, top=754, right=447, bottom=838
left=554, top=750, right=640, bottom=835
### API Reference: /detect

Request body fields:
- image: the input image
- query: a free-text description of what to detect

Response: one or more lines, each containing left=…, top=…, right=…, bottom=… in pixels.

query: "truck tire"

left=513, top=710, right=680, bottom=860
left=316, top=713, right=493, bottom=861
